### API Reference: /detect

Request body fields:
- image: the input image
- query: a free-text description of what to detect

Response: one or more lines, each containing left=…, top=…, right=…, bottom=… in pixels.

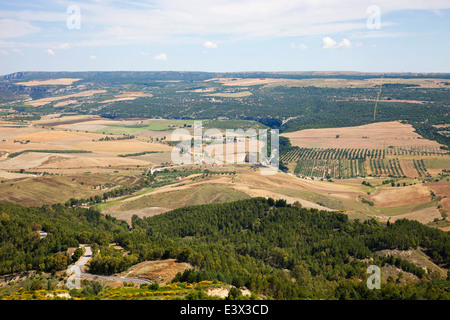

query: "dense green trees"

left=115, top=198, right=449, bottom=299
left=0, top=203, right=128, bottom=275
left=1, top=197, right=449, bottom=299
left=87, top=246, right=138, bottom=275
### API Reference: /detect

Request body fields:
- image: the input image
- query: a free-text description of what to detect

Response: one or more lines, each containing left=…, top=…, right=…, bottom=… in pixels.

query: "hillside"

left=0, top=198, right=449, bottom=300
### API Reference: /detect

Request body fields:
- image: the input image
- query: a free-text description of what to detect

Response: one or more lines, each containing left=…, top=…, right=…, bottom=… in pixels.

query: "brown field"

left=0, top=153, right=69, bottom=170
left=0, top=170, right=33, bottom=180
left=367, top=184, right=431, bottom=208
left=15, top=78, right=82, bottom=86
left=103, top=167, right=367, bottom=222
left=0, top=140, right=75, bottom=154
left=108, top=207, right=171, bottom=225
left=36, top=156, right=151, bottom=170
left=386, top=207, right=442, bottom=225
left=34, top=114, right=97, bottom=125
left=0, top=116, right=447, bottom=231
left=428, top=180, right=450, bottom=213
left=100, top=92, right=153, bottom=103
left=53, top=100, right=79, bottom=107
left=129, top=152, right=173, bottom=165
left=72, top=140, right=173, bottom=156
left=13, top=130, right=101, bottom=144
left=281, top=121, right=443, bottom=149
left=25, top=90, right=107, bottom=107
left=48, top=118, right=147, bottom=132
left=118, top=259, right=192, bottom=284
left=0, top=125, right=41, bottom=139
left=398, top=159, right=419, bottom=177
left=0, top=173, right=144, bottom=207
left=210, top=77, right=450, bottom=89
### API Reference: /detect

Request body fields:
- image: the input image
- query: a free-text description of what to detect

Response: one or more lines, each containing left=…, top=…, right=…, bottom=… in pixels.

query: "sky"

left=0, top=0, right=449, bottom=75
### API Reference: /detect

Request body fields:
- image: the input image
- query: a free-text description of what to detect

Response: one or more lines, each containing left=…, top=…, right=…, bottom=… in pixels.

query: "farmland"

left=280, top=121, right=448, bottom=180
left=0, top=71, right=449, bottom=302
left=280, top=145, right=446, bottom=179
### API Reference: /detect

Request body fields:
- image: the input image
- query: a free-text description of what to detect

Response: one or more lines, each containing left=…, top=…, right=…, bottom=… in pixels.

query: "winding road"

left=66, top=245, right=152, bottom=289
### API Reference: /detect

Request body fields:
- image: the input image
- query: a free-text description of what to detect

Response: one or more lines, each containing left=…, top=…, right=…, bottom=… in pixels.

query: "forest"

left=1, top=197, right=449, bottom=299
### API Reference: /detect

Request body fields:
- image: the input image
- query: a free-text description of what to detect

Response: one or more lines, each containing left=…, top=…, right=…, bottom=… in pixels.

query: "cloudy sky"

left=0, top=0, right=449, bottom=74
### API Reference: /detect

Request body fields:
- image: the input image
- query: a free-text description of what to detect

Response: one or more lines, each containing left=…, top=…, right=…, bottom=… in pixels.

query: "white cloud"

left=339, top=38, right=352, bottom=48
left=89, top=55, right=97, bottom=60
left=0, top=19, right=40, bottom=39
left=53, top=42, right=71, bottom=50
left=1, top=1, right=449, bottom=48
left=45, top=49, right=55, bottom=56
left=322, top=37, right=354, bottom=49
left=154, top=53, right=167, bottom=61
left=291, top=42, right=308, bottom=50
left=12, top=48, right=24, bottom=56
left=0, top=50, right=8, bottom=56
left=322, top=36, right=338, bottom=49
left=203, top=41, right=218, bottom=49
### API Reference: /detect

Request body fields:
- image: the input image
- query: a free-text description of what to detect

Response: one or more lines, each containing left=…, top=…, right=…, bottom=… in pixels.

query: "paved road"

left=66, top=245, right=152, bottom=289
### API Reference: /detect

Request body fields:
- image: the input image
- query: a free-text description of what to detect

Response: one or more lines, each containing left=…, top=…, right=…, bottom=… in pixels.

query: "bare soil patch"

left=37, top=156, right=151, bottom=170
left=367, top=184, right=431, bottom=208
left=72, top=140, right=173, bottom=156
left=100, top=92, right=153, bottom=103
left=428, top=180, right=450, bottom=213
left=15, top=78, right=82, bottom=86
left=387, top=207, right=442, bottom=225
left=13, top=130, right=101, bottom=144
left=26, top=90, right=106, bottom=107
left=0, top=153, right=70, bottom=170
left=119, top=259, right=192, bottom=284
left=210, top=77, right=450, bottom=88
left=53, top=100, right=79, bottom=107
left=106, top=207, right=171, bottom=225
left=398, top=159, right=419, bottom=178
left=0, top=170, right=34, bottom=179
left=35, top=115, right=100, bottom=126
left=281, top=121, right=443, bottom=150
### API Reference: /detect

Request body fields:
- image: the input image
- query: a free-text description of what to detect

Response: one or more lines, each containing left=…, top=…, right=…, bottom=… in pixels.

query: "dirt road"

left=66, top=245, right=152, bottom=289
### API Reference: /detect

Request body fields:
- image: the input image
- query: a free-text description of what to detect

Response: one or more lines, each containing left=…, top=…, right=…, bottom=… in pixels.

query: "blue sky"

left=0, top=0, right=449, bottom=74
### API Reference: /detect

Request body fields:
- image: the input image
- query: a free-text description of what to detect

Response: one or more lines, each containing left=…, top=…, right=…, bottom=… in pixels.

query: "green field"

left=423, top=157, right=450, bottom=169
left=378, top=199, right=440, bottom=216
left=96, top=119, right=196, bottom=134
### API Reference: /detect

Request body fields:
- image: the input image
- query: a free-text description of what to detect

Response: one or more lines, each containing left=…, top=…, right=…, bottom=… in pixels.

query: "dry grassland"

left=367, top=184, right=431, bottom=208
left=26, top=90, right=107, bottom=107
left=386, top=207, right=442, bottom=225
left=119, top=259, right=192, bottom=284
left=72, top=140, right=173, bottom=156
left=210, top=77, right=450, bottom=88
left=100, top=92, right=153, bottom=103
left=15, top=78, right=82, bottom=86
left=281, top=121, right=443, bottom=149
